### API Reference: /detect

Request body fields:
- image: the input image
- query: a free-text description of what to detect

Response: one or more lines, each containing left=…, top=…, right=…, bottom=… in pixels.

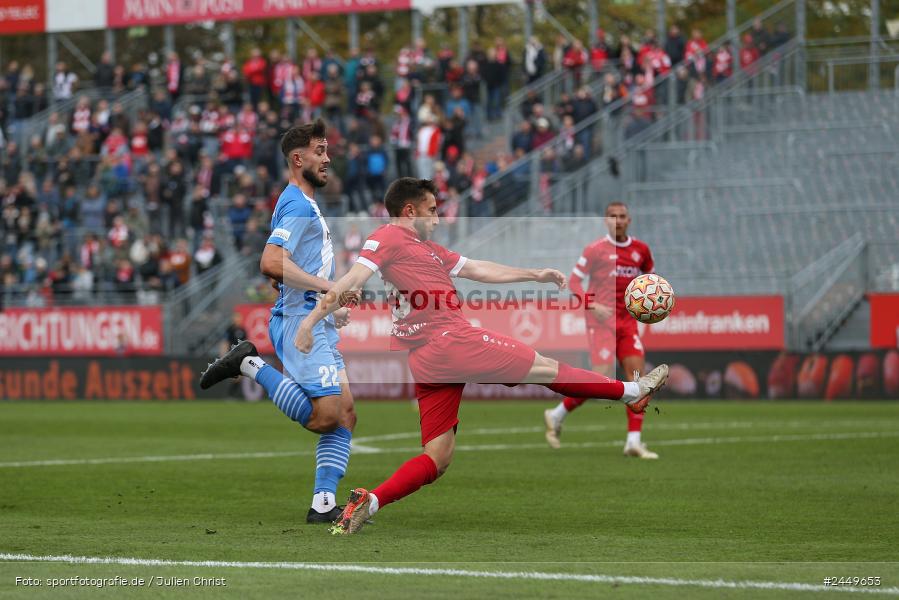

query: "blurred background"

left=0, top=0, right=897, bottom=401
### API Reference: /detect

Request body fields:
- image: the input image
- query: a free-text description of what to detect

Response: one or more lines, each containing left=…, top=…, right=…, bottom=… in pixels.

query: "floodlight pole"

left=656, top=0, right=665, bottom=46
left=223, top=21, right=235, bottom=62
left=458, top=7, right=469, bottom=61
left=348, top=13, right=359, bottom=52
left=796, top=0, right=806, bottom=90
left=870, top=0, right=880, bottom=90
left=524, top=0, right=533, bottom=41
left=412, top=9, right=423, bottom=45
left=286, top=19, right=297, bottom=63
left=105, top=29, right=115, bottom=64
left=728, top=0, right=740, bottom=74
left=164, top=25, right=175, bottom=56
left=47, top=32, right=58, bottom=97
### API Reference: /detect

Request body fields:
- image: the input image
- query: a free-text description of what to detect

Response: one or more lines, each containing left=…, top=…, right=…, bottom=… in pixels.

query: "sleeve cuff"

left=572, top=267, right=586, bottom=279
left=449, top=256, right=467, bottom=277
left=356, top=256, right=380, bottom=273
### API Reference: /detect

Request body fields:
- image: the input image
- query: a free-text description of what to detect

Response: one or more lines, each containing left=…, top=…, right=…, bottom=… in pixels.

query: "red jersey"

left=713, top=47, right=733, bottom=78
left=357, top=224, right=468, bottom=350
left=570, top=235, right=654, bottom=325
left=685, top=39, right=709, bottom=62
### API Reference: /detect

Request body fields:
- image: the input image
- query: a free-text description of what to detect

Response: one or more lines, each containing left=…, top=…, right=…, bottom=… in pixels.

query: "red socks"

left=627, top=405, right=645, bottom=431
left=547, top=363, right=624, bottom=400
left=563, top=396, right=587, bottom=411
left=371, top=453, right=439, bottom=508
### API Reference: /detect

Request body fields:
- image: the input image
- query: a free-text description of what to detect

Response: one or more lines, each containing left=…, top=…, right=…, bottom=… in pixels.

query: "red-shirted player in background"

left=543, top=201, right=659, bottom=459
left=295, top=179, right=668, bottom=534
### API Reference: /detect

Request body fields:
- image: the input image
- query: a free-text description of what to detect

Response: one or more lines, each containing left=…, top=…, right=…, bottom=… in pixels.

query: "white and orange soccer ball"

left=624, top=273, right=675, bottom=324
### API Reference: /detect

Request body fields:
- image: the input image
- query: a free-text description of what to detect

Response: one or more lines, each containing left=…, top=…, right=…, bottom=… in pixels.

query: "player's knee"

left=425, top=447, right=454, bottom=478
left=306, top=400, right=341, bottom=433
left=524, top=353, right=560, bottom=383
left=435, top=460, right=451, bottom=478
left=340, top=404, right=357, bottom=430
left=430, top=453, right=452, bottom=478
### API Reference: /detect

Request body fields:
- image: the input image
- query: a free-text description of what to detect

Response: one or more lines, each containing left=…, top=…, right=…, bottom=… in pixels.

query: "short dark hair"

left=605, top=201, right=628, bottom=214
left=280, top=119, right=327, bottom=160
left=384, top=178, right=439, bottom=217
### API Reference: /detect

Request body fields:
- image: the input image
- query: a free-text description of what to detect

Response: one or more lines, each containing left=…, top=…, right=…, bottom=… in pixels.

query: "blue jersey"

left=267, top=184, right=335, bottom=318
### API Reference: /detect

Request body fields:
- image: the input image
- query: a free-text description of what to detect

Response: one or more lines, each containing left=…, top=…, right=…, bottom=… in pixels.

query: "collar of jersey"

left=605, top=234, right=632, bottom=248
left=389, top=223, right=420, bottom=242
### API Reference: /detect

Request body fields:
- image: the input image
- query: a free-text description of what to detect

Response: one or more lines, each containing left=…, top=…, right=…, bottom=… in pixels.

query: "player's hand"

left=591, top=304, right=614, bottom=321
left=535, top=268, right=567, bottom=289
left=333, top=307, right=352, bottom=329
left=295, top=325, right=314, bottom=354
left=338, top=289, right=362, bottom=308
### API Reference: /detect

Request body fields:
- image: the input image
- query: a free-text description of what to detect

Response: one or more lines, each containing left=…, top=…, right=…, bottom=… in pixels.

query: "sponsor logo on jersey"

left=610, top=265, right=643, bottom=278
left=363, top=239, right=380, bottom=252
left=271, top=228, right=291, bottom=242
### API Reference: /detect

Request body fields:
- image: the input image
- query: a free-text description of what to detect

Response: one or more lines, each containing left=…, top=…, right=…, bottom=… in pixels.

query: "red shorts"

left=587, top=318, right=644, bottom=366
left=408, top=326, right=537, bottom=445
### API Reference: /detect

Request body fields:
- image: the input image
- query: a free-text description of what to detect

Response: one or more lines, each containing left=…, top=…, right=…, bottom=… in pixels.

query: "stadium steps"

left=824, top=299, right=871, bottom=352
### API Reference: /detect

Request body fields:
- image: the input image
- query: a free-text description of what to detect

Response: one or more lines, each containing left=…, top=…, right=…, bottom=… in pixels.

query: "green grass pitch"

left=1, top=400, right=898, bottom=599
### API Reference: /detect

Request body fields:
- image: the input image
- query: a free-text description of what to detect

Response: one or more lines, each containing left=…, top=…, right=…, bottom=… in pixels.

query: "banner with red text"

left=0, top=0, right=43, bottom=34
left=235, top=295, right=784, bottom=355
left=0, top=306, right=163, bottom=356
left=106, top=0, right=412, bottom=28
left=637, top=296, right=784, bottom=350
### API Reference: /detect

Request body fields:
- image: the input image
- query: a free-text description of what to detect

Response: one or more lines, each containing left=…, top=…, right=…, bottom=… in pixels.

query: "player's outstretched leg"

left=332, top=427, right=452, bottom=535
left=332, top=454, right=440, bottom=535
left=528, top=357, right=669, bottom=412
left=200, top=341, right=313, bottom=426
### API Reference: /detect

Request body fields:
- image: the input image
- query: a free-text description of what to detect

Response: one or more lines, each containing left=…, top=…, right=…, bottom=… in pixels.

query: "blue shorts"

left=269, top=314, right=345, bottom=398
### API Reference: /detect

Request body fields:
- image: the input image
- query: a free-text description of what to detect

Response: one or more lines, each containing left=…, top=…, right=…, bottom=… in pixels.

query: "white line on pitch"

left=353, top=419, right=896, bottom=444
left=1, top=431, right=897, bottom=469
left=0, top=553, right=896, bottom=595
left=0, top=451, right=313, bottom=468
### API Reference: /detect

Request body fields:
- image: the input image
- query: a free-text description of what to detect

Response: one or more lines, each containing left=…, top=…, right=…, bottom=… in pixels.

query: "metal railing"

left=163, top=254, right=257, bottom=355
left=12, top=87, right=148, bottom=151
left=469, top=1, right=799, bottom=226
left=787, top=234, right=867, bottom=351
left=537, top=41, right=801, bottom=216
left=807, top=53, right=899, bottom=93
left=502, top=0, right=799, bottom=141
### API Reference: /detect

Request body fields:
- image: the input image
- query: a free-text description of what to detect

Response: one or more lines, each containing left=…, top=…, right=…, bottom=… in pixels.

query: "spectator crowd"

left=506, top=20, right=792, bottom=203
left=0, top=17, right=792, bottom=305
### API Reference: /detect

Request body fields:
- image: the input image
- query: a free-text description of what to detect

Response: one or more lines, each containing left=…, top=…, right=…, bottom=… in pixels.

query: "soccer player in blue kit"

left=201, top=119, right=357, bottom=524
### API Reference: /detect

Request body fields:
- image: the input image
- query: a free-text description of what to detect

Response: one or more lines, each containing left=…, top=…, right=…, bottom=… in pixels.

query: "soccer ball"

left=624, top=274, right=675, bottom=324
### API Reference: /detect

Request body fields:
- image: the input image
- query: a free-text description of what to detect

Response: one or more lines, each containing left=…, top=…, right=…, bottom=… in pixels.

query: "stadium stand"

left=3, top=0, right=896, bottom=357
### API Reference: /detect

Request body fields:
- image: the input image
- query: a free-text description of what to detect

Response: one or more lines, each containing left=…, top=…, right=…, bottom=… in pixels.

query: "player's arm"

left=572, top=247, right=612, bottom=320
left=295, top=262, right=374, bottom=352
left=569, top=253, right=589, bottom=298
left=457, top=259, right=566, bottom=288
left=260, top=243, right=333, bottom=293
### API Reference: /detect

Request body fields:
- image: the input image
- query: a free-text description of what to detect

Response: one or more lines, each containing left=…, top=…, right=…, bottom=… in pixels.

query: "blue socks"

left=250, top=361, right=351, bottom=510
left=314, top=426, right=352, bottom=496
left=255, top=364, right=313, bottom=427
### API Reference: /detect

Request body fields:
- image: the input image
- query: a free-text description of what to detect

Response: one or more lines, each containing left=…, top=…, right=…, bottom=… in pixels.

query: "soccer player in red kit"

left=543, top=201, right=659, bottom=458
left=296, top=179, right=668, bottom=534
